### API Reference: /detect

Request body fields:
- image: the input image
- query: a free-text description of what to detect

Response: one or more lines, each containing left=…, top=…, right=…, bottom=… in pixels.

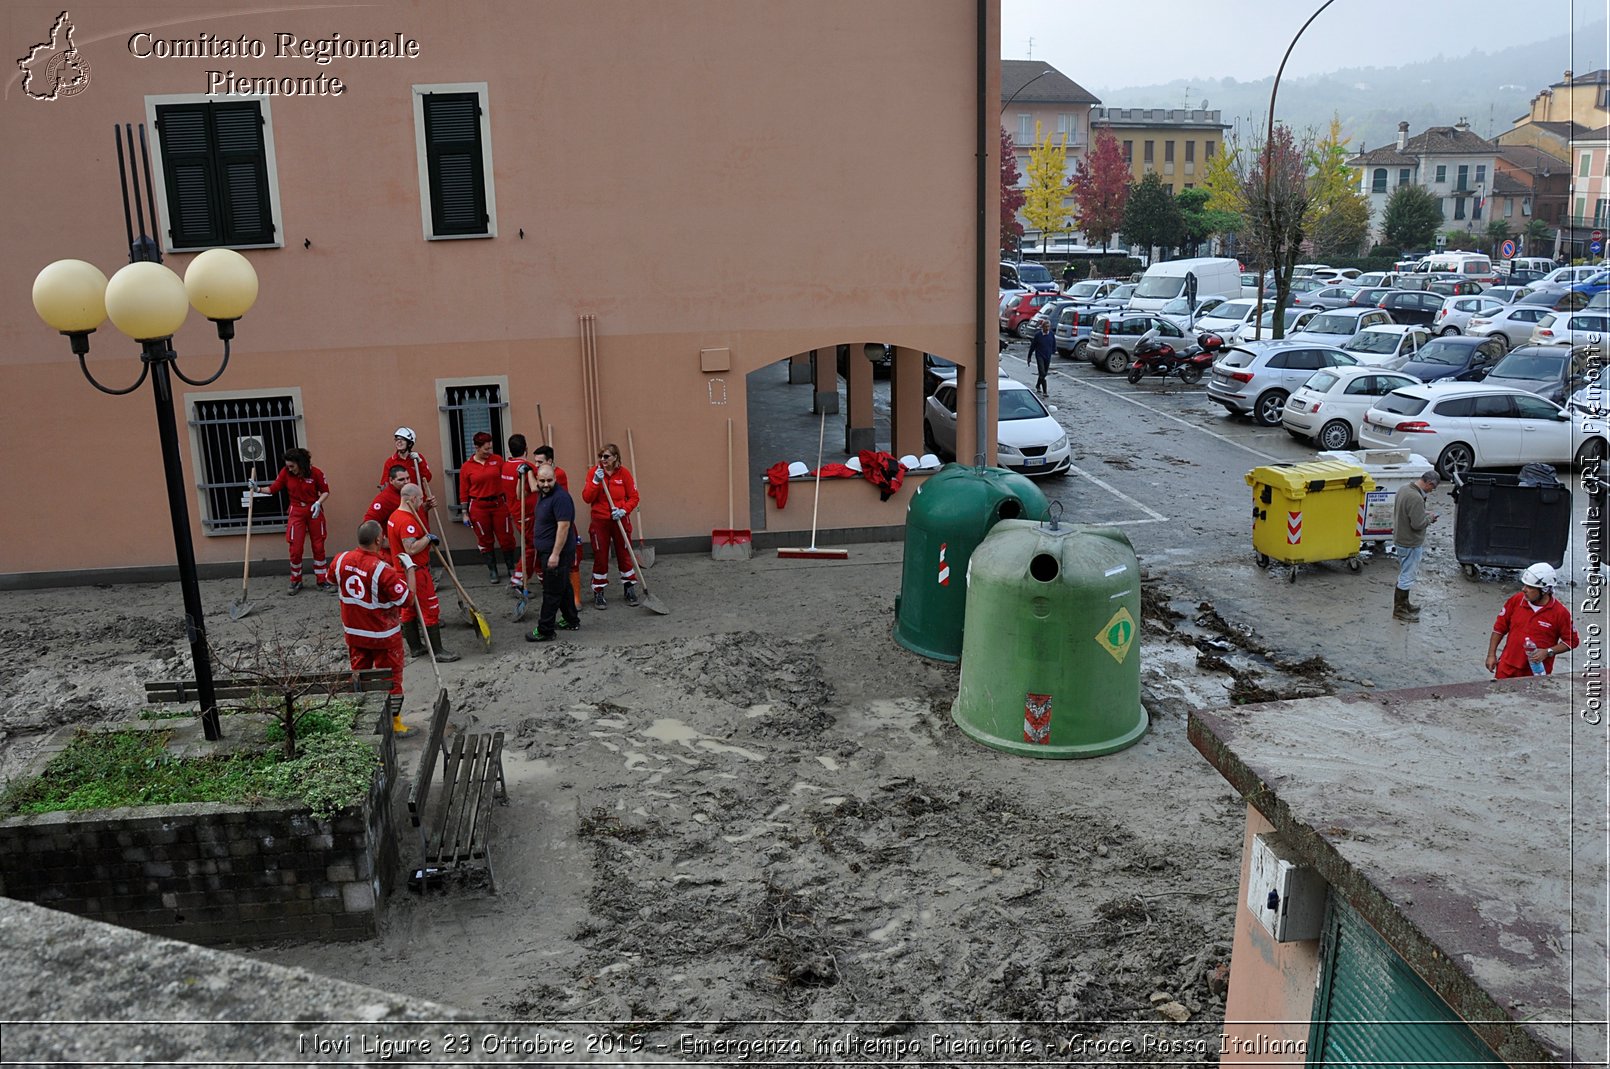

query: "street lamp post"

left=31, top=125, right=259, bottom=742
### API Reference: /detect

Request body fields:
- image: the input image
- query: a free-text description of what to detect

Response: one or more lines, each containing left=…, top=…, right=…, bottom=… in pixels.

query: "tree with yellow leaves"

left=1021, top=122, right=1072, bottom=253
left=1305, top=115, right=1371, bottom=259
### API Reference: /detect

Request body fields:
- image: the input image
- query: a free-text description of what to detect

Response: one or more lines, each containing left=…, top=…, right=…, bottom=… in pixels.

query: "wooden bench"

left=406, top=688, right=506, bottom=890
left=145, top=669, right=397, bottom=733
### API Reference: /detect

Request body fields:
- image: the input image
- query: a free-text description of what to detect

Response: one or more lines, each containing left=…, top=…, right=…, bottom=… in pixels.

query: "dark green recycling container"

left=952, top=520, right=1146, bottom=759
left=894, top=464, right=1050, bottom=662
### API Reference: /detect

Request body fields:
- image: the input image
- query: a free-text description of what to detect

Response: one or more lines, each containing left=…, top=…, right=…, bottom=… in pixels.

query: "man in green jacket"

left=1391, top=470, right=1441, bottom=620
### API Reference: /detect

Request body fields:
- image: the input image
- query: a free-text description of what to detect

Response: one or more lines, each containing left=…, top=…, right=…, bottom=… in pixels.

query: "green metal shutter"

left=1311, top=901, right=1500, bottom=1066
left=422, top=92, right=488, bottom=236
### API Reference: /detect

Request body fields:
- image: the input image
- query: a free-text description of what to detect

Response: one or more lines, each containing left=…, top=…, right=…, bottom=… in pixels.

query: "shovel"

left=432, top=542, right=494, bottom=649
left=514, top=476, right=532, bottom=623
left=598, top=475, right=669, bottom=614
left=626, top=429, right=656, bottom=568
left=229, top=463, right=260, bottom=620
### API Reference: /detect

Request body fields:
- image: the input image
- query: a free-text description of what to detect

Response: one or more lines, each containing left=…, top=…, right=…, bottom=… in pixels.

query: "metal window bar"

left=441, top=384, right=507, bottom=512
left=191, top=395, right=301, bottom=531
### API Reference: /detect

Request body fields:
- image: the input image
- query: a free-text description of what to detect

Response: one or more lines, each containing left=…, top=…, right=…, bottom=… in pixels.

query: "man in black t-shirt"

left=526, top=464, right=581, bottom=641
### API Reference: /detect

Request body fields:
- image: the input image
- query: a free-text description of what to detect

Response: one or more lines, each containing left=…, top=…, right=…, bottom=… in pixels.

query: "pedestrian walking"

left=581, top=443, right=640, bottom=609
left=387, top=483, right=460, bottom=663
left=330, top=521, right=413, bottom=736
left=245, top=447, right=331, bottom=594
left=526, top=463, right=582, bottom=642
left=1486, top=563, right=1579, bottom=679
left=1029, top=319, right=1055, bottom=395
left=367, top=465, right=409, bottom=527
left=458, top=431, right=516, bottom=584
left=1391, top=469, right=1440, bottom=621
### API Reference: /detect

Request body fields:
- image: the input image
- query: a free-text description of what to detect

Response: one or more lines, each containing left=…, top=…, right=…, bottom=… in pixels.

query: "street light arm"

left=77, top=350, right=151, bottom=396
left=169, top=337, right=232, bottom=388
left=1000, top=68, right=1056, bottom=117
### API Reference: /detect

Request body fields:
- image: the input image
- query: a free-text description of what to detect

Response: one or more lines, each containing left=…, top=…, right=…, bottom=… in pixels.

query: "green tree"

left=1304, top=116, right=1372, bottom=260
left=999, top=126, right=1026, bottom=256
left=1484, top=219, right=1513, bottom=257
left=1382, top=185, right=1443, bottom=250
left=1021, top=123, right=1071, bottom=253
left=1240, top=125, right=1311, bottom=338
left=1068, top=129, right=1130, bottom=252
left=1176, top=187, right=1238, bottom=257
left=1523, top=217, right=1554, bottom=255
left=1121, top=172, right=1183, bottom=257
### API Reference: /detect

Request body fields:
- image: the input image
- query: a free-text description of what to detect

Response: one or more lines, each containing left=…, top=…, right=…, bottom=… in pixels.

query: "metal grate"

left=191, top=395, right=300, bottom=531
left=442, top=384, right=507, bottom=511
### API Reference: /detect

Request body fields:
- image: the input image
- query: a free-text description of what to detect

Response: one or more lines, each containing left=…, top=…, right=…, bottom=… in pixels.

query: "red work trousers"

left=347, top=640, right=404, bottom=696
left=469, top=499, right=515, bottom=554
left=589, top=516, right=636, bottom=592
left=399, top=567, right=441, bottom=627
left=286, top=505, right=328, bottom=585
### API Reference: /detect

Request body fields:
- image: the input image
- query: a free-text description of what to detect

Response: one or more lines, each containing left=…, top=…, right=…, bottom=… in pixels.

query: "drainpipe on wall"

left=974, top=0, right=989, bottom=463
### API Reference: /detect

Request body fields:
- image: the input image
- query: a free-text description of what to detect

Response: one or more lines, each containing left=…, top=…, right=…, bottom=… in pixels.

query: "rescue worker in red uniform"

left=532, top=444, right=583, bottom=606
left=387, top=484, right=460, bottom=663
left=330, top=520, right=413, bottom=736
left=458, top=431, right=515, bottom=584
left=503, top=434, right=540, bottom=594
left=1486, top=562, right=1579, bottom=679
left=380, top=427, right=435, bottom=501
left=581, top=443, right=641, bottom=609
left=367, top=466, right=409, bottom=528
left=246, top=447, right=331, bottom=594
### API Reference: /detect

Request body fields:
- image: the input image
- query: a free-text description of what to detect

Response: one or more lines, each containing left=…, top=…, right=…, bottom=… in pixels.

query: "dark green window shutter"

left=1311, top=902, right=1501, bottom=1065
left=155, top=101, right=274, bottom=248
left=423, top=92, right=488, bottom=236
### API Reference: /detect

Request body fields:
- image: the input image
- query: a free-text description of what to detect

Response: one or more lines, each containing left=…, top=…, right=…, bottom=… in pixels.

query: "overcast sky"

left=1003, top=0, right=1607, bottom=95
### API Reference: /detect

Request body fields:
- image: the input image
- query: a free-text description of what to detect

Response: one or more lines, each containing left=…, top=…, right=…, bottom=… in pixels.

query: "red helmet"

left=1198, top=332, right=1226, bottom=352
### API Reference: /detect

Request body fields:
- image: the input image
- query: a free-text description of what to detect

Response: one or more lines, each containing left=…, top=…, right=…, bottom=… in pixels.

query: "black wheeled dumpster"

left=1452, top=471, right=1571, bottom=578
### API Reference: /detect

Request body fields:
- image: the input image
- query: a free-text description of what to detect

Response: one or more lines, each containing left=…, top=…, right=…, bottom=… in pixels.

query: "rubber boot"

left=391, top=713, right=414, bottom=737
left=484, top=552, right=500, bottom=585
left=426, top=624, right=462, bottom=662
left=401, top=619, right=427, bottom=658
left=503, top=551, right=520, bottom=594
left=1392, top=587, right=1418, bottom=621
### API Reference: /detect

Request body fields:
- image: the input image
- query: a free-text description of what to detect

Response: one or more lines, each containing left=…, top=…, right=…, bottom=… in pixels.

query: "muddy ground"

left=0, top=521, right=1564, bottom=1062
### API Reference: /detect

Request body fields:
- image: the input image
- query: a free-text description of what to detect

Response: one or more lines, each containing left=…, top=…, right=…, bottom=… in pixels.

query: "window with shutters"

left=414, top=82, right=496, bottom=239
left=184, top=388, right=304, bottom=534
left=146, top=96, right=281, bottom=251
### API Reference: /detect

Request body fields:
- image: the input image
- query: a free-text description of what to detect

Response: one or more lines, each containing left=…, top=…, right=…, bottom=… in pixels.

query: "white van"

left=1411, top=252, right=1498, bottom=283
left=1127, top=257, right=1242, bottom=312
left=1505, top=257, right=1555, bottom=276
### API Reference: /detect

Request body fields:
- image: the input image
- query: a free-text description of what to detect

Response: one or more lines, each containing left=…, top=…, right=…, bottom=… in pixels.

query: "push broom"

left=777, top=410, right=848, bottom=560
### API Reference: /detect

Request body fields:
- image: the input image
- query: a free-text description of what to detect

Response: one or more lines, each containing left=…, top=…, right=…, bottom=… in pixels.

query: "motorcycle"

left=1126, top=329, right=1214, bottom=385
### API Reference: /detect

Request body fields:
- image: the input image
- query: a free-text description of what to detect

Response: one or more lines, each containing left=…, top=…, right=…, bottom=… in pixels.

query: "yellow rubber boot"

left=392, top=714, right=414, bottom=737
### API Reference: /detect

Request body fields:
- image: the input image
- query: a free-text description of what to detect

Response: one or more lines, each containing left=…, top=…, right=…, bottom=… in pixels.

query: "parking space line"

left=1067, top=462, right=1168, bottom=523
left=1052, top=367, right=1280, bottom=463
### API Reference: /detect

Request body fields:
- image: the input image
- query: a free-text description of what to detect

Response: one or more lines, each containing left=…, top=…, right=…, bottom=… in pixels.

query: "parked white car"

left=1530, top=311, right=1610, bottom=347
left=1155, top=293, right=1229, bottom=330
left=1531, top=265, right=1602, bottom=291
left=923, top=375, right=1070, bottom=476
left=1466, top=304, right=1554, bottom=351
left=1339, top=325, right=1431, bottom=367
left=1358, top=382, right=1607, bottom=479
left=1285, top=307, right=1396, bottom=346
left=1282, top=365, right=1422, bottom=451
left=1432, top=295, right=1506, bottom=336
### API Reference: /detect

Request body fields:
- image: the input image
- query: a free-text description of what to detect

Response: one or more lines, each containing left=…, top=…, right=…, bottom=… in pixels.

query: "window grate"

left=190, top=395, right=300, bottom=531
left=441, top=384, right=507, bottom=511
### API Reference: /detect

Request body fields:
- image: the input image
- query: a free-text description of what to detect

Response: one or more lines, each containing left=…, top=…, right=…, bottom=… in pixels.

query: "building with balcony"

left=1348, top=120, right=1500, bottom=245
left=1000, top=59, right=1099, bottom=250
left=1088, top=107, right=1227, bottom=192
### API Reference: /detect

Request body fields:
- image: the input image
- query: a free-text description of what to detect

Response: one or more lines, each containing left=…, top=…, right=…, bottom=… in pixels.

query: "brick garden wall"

left=0, top=712, right=399, bottom=946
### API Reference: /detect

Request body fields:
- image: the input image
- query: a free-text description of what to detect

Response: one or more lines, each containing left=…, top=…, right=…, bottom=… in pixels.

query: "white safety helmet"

left=393, top=426, right=416, bottom=444
left=898, top=454, right=920, bottom=470
left=919, top=453, right=941, bottom=469
left=845, top=456, right=863, bottom=473
left=1519, top=563, right=1558, bottom=590
left=786, top=461, right=810, bottom=478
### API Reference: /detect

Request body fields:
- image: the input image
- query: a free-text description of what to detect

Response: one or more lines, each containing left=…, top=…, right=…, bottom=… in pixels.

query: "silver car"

left=1206, top=340, right=1359, bottom=426
left=1085, top=312, right=1189, bottom=374
left=1432, top=295, right=1506, bottom=336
